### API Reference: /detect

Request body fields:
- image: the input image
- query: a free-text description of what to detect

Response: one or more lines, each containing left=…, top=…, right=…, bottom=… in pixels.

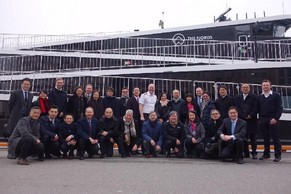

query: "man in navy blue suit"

left=218, top=107, right=246, bottom=164
left=40, top=105, right=61, bottom=159
left=258, top=80, right=283, bottom=162
left=77, top=107, right=100, bottom=160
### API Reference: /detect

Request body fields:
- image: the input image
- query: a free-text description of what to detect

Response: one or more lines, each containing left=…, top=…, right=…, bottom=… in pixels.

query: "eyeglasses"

left=211, top=113, right=219, bottom=115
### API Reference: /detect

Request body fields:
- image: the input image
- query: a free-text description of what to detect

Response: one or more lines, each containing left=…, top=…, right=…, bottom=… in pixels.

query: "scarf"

left=188, top=121, right=196, bottom=136
left=39, top=98, right=49, bottom=114
left=123, top=117, right=137, bottom=138
left=187, top=102, right=194, bottom=111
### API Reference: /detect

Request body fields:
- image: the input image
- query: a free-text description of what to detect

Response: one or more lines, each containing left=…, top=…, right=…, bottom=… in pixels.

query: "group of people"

left=7, top=77, right=283, bottom=165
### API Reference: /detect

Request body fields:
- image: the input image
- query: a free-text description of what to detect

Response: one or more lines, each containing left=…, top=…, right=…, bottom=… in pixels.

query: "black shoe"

left=252, top=154, right=258, bottom=159
left=100, top=154, right=105, bottom=159
left=88, top=154, right=93, bottom=159
left=243, top=154, right=250, bottom=158
left=45, top=154, right=52, bottom=159
left=79, top=156, right=84, bottom=160
left=121, top=154, right=126, bottom=158
left=273, top=157, right=281, bottom=162
left=237, top=158, right=244, bottom=164
left=259, top=155, right=270, bottom=160
left=38, top=154, right=45, bottom=161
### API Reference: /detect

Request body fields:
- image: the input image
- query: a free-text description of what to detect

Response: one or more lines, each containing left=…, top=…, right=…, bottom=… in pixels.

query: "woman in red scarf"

left=32, top=90, right=49, bottom=117
left=184, top=110, right=205, bottom=158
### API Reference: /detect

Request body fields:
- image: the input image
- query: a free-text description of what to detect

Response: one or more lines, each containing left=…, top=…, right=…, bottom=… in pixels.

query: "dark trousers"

left=79, top=138, right=99, bottom=157
left=117, top=137, right=138, bottom=156
left=15, top=136, right=44, bottom=159
left=185, top=138, right=204, bottom=157
left=164, top=139, right=184, bottom=158
left=60, top=142, right=77, bottom=155
left=99, top=136, right=114, bottom=157
left=42, top=135, right=61, bottom=157
left=244, top=133, right=257, bottom=156
left=220, top=139, right=244, bottom=160
left=143, top=140, right=159, bottom=156
left=259, top=119, right=282, bottom=157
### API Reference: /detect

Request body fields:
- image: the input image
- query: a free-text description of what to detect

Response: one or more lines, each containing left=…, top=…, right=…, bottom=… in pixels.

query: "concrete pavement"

left=1, top=149, right=291, bottom=194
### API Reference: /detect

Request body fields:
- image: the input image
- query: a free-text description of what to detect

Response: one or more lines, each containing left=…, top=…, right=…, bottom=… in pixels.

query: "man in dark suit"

left=7, top=77, right=33, bottom=159
left=235, top=83, right=258, bottom=159
left=258, top=80, right=283, bottom=162
left=40, top=105, right=61, bottom=159
left=126, top=87, right=141, bottom=126
left=218, top=106, right=246, bottom=164
left=194, top=87, right=204, bottom=108
left=77, top=107, right=100, bottom=160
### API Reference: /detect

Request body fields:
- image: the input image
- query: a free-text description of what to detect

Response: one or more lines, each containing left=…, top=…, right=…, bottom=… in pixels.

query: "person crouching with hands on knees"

left=77, top=107, right=100, bottom=160
left=218, top=106, right=246, bottom=164
left=8, top=106, right=45, bottom=165
left=58, top=114, right=78, bottom=159
left=142, top=111, right=163, bottom=158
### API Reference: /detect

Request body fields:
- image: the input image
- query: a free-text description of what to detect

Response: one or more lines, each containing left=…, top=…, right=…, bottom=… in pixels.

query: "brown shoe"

left=17, top=158, right=29, bottom=165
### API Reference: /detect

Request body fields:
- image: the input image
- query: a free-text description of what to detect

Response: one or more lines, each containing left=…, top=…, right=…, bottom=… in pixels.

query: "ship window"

left=274, top=25, right=286, bottom=37
left=256, top=22, right=273, bottom=36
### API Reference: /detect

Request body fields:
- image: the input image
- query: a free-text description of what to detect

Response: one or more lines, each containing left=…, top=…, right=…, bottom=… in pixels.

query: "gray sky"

left=0, top=0, right=291, bottom=35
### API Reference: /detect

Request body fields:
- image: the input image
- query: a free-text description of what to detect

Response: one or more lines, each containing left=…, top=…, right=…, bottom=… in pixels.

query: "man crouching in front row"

left=218, top=106, right=246, bottom=164
left=8, top=106, right=45, bottom=165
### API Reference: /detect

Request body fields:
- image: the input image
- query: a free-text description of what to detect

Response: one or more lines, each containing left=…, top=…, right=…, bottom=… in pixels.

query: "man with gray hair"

left=116, top=109, right=140, bottom=157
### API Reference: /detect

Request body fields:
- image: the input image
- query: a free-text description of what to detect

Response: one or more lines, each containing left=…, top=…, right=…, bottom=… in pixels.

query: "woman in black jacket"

left=67, top=86, right=87, bottom=121
left=155, top=92, right=172, bottom=122
left=180, top=93, right=200, bottom=124
left=87, top=90, right=104, bottom=120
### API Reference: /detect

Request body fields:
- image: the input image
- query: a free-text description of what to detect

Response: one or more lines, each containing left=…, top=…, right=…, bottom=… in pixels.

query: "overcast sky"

left=0, top=0, right=291, bottom=35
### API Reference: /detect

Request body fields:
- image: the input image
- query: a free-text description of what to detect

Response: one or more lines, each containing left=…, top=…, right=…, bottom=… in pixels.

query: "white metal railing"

left=0, top=32, right=129, bottom=50
left=0, top=75, right=290, bottom=111
left=1, top=39, right=291, bottom=74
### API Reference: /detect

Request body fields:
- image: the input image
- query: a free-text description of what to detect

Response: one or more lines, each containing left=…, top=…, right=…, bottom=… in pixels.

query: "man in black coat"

left=258, top=80, right=283, bottom=162
left=214, top=85, right=235, bottom=120
left=7, top=78, right=33, bottom=159
left=98, top=108, right=119, bottom=158
left=126, top=87, right=141, bottom=121
left=235, top=83, right=258, bottom=159
left=48, top=77, right=68, bottom=119
left=118, top=87, right=130, bottom=119
left=218, top=107, right=246, bottom=164
left=40, top=105, right=61, bottom=159
left=102, top=87, right=119, bottom=118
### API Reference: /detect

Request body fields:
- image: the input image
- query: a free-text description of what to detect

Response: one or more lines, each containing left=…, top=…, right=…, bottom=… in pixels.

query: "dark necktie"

left=231, top=121, right=235, bottom=135
left=24, top=91, right=28, bottom=103
left=88, top=120, right=92, bottom=137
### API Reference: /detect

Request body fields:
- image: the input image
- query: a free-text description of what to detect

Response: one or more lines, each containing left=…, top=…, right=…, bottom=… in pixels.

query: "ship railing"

left=193, top=81, right=291, bottom=112
left=0, top=40, right=291, bottom=74
left=0, top=74, right=291, bottom=111
left=0, top=32, right=129, bottom=50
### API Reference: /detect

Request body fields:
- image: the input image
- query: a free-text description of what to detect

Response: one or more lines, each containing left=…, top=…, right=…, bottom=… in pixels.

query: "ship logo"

left=172, top=33, right=185, bottom=45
